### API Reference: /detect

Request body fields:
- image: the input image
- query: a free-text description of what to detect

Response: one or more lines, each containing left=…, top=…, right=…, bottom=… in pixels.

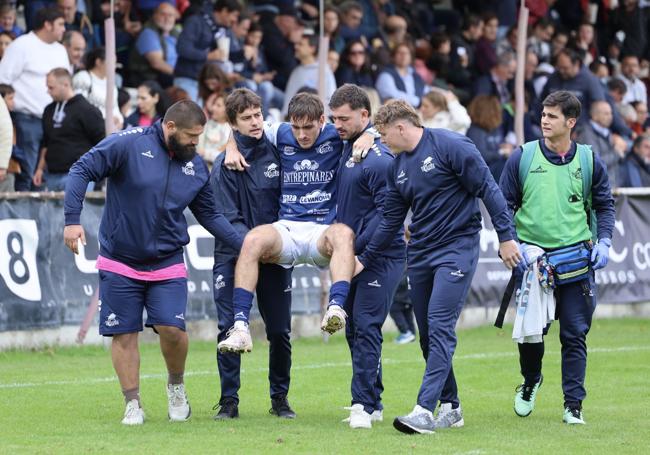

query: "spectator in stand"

left=0, top=3, right=22, bottom=37
left=338, top=1, right=365, bottom=45
left=197, top=61, right=231, bottom=108
left=117, top=88, right=132, bottom=119
left=573, top=22, right=598, bottom=68
left=63, top=30, right=86, bottom=73
left=324, top=5, right=345, bottom=54
left=575, top=100, right=627, bottom=188
left=0, top=88, right=12, bottom=192
left=282, top=33, right=336, bottom=117
left=527, top=17, right=554, bottom=64
left=475, top=12, right=498, bottom=75
left=618, top=55, right=648, bottom=105
left=258, top=4, right=303, bottom=92
left=173, top=0, right=242, bottom=102
left=449, top=14, right=483, bottom=93
left=473, top=50, right=516, bottom=104
left=73, top=47, right=124, bottom=130
left=33, top=68, right=104, bottom=191
left=630, top=101, right=649, bottom=135
left=239, top=22, right=281, bottom=117
left=496, top=25, right=517, bottom=57
left=0, top=84, right=21, bottom=189
left=58, top=0, right=96, bottom=49
left=335, top=39, right=374, bottom=88
left=551, top=28, right=569, bottom=59
left=376, top=42, right=429, bottom=108
left=0, top=6, right=68, bottom=191
left=0, top=30, right=14, bottom=60
left=125, top=79, right=167, bottom=128
left=328, top=49, right=340, bottom=74
left=619, top=134, right=650, bottom=187
left=369, top=14, right=410, bottom=69
left=419, top=89, right=471, bottom=134
left=197, top=91, right=230, bottom=165
left=467, top=94, right=512, bottom=181
left=128, top=1, right=179, bottom=88
left=608, top=0, right=647, bottom=58
left=540, top=47, right=606, bottom=126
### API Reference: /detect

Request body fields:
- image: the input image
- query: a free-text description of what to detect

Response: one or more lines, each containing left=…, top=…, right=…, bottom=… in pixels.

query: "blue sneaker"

left=395, top=331, right=416, bottom=344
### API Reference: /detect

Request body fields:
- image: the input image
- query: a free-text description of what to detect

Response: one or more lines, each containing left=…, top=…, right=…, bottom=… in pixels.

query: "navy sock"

left=232, top=288, right=254, bottom=323
left=328, top=281, right=350, bottom=307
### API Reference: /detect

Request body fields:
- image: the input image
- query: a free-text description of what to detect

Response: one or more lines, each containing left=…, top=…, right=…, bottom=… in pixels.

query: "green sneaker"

left=514, top=375, right=543, bottom=417
left=563, top=407, right=585, bottom=425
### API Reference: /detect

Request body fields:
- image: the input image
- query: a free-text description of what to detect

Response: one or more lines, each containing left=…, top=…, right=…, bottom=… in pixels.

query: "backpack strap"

left=518, top=140, right=539, bottom=188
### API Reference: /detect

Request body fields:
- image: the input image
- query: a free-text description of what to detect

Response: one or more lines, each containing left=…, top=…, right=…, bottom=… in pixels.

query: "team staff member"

left=63, top=100, right=243, bottom=426
left=329, top=84, right=406, bottom=429
left=359, top=100, right=520, bottom=435
left=499, top=91, right=615, bottom=425
left=210, top=89, right=295, bottom=420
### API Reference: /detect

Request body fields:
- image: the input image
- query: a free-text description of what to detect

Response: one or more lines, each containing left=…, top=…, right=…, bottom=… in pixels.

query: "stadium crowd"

left=0, top=0, right=649, bottom=193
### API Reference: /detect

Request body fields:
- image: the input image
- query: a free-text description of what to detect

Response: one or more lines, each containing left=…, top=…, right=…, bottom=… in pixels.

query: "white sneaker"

left=167, top=383, right=191, bottom=422
left=342, top=409, right=383, bottom=423
left=218, top=324, right=253, bottom=353
left=434, top=403, right=464, bottom=428
left=121, top=399, right=145, bottom=425
left=345, top=404, right=372, bottom=429
left=321, top=305, right=347, bottom=334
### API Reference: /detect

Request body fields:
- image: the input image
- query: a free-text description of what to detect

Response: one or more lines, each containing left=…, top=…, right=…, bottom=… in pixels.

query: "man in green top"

left=499, top=90, right=616, bottom=424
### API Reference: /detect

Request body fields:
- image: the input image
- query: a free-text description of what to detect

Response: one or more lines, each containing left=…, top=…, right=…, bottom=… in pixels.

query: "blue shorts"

left=98, top=270, right=188, bottom=336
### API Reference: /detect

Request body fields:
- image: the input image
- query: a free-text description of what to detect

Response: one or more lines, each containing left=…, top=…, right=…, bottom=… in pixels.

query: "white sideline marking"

left=0, top=345, right=648, bottom=390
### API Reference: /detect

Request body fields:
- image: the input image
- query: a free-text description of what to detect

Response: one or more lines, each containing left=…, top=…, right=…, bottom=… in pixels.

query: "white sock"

left=234, top=320, right=248, bottom=330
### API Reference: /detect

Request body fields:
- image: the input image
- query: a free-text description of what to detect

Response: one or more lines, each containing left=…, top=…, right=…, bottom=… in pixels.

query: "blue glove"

left=515, top=242, right=531, bottom=276
left=591, top=238, right=611, bottom=270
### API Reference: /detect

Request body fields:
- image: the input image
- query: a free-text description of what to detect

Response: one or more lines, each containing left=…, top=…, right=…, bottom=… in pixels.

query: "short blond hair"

left=374, top=99, right=422, bottom=130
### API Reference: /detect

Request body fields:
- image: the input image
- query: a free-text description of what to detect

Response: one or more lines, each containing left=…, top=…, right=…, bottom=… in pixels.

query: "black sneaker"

left=213, top=398, right=239, bottom=420
left=270, top=395, right=296, bottom=419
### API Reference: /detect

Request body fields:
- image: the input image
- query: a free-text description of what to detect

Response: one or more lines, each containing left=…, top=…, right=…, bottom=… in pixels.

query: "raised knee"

left=242, top=229, right=270, bottom=256
left=329, top=224, right=355, bottom=245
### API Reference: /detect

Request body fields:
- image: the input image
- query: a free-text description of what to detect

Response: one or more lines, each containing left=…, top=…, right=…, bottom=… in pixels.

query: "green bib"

left=515, top=141, right=593, bottom=249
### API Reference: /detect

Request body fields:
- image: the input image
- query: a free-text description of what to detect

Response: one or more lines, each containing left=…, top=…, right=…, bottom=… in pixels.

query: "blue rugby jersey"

left=265, top=122, right=342, bottom=224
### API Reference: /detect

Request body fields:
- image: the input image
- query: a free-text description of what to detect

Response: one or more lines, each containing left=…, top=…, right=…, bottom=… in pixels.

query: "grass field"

left=0, top=318, right=648, bottom=454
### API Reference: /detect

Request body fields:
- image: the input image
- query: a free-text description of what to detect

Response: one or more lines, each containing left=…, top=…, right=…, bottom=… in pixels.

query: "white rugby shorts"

left=272, top=219, right=330, bottom=268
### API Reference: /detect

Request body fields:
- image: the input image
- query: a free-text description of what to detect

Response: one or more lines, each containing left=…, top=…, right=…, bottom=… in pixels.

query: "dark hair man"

left=33, top=68, right=104, bottom=190
left=210, top=88, right=295, bottom=420
left=63, top=100, right=244, bottom=426
left=329, top=84, right=406, bottom=429
left=363, top=99, right=520, bottom=434
left=499, top=90, right=615, bottom=425
left=619, top=134, right=650, bottom=187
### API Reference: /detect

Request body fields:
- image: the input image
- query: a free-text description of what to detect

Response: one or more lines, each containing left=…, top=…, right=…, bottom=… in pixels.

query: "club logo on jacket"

left=182, top=161, right=195, bottom=176
left=572, top=167, right=583, bottom=180
left=283, top=145, right=296, bottom=156
left=264, top=163, right=280, bottom=178
left=293, top=160, right=319, bottom=171
left=299, top=190, right=332, bottom=204
left=397, top=169, right=408, bottom=184
left=317, top=141, right=333, bottom=154
left=215, top=274, right=226, bottom=290
left=421, top=156, right=435, bottom=173
left=345, top=157, right=355, bottom=168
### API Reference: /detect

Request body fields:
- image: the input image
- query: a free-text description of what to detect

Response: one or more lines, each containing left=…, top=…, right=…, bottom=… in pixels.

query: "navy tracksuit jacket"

left=336, top=128, right=406, bottom=414
left=209, top=131, right=292, bottom=402
left=65, top=121, right=243, bottom=269
left=360, top=128, right=514, bottom=411
left=499, top=140, right=615, bottom=407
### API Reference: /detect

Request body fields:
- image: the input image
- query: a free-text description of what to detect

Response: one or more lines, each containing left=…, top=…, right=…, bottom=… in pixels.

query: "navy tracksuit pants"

left=408, top=235, right=479, bottom=411
left=213, top=259, right=293, bottom=403
left=389, top=271, right=416, bottom=334
left=518, top=272, right=596, bottom=409
left=344, top=256, right=405, bottom=415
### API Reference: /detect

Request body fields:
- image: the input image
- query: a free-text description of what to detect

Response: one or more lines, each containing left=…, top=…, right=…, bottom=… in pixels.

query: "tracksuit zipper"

left=152, top=157, right=172, bottom=261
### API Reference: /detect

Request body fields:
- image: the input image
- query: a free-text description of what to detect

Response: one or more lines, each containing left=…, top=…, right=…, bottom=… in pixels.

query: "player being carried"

left=217, top=92, right=376, bottom=353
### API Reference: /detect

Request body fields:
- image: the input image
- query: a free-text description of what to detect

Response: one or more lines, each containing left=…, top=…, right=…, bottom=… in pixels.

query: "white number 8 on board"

left=0, top=219, right=41, bottom=301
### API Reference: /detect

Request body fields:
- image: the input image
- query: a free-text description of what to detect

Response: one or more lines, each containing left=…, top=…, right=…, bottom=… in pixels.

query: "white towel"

left=512, top=245, right=555, bottom=344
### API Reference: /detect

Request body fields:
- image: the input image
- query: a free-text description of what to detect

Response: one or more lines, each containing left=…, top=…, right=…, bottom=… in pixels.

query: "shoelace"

left=169, top=385, right=187, bottom=407
left=516, top=383, right=535, bottom=401
left=125, top=402, right=141, bottom=418
left=214, top=400, right=236, bottom=413
left=271, top=399, right=292, bottom=415
left=568, top=408, right=582, bottom=419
